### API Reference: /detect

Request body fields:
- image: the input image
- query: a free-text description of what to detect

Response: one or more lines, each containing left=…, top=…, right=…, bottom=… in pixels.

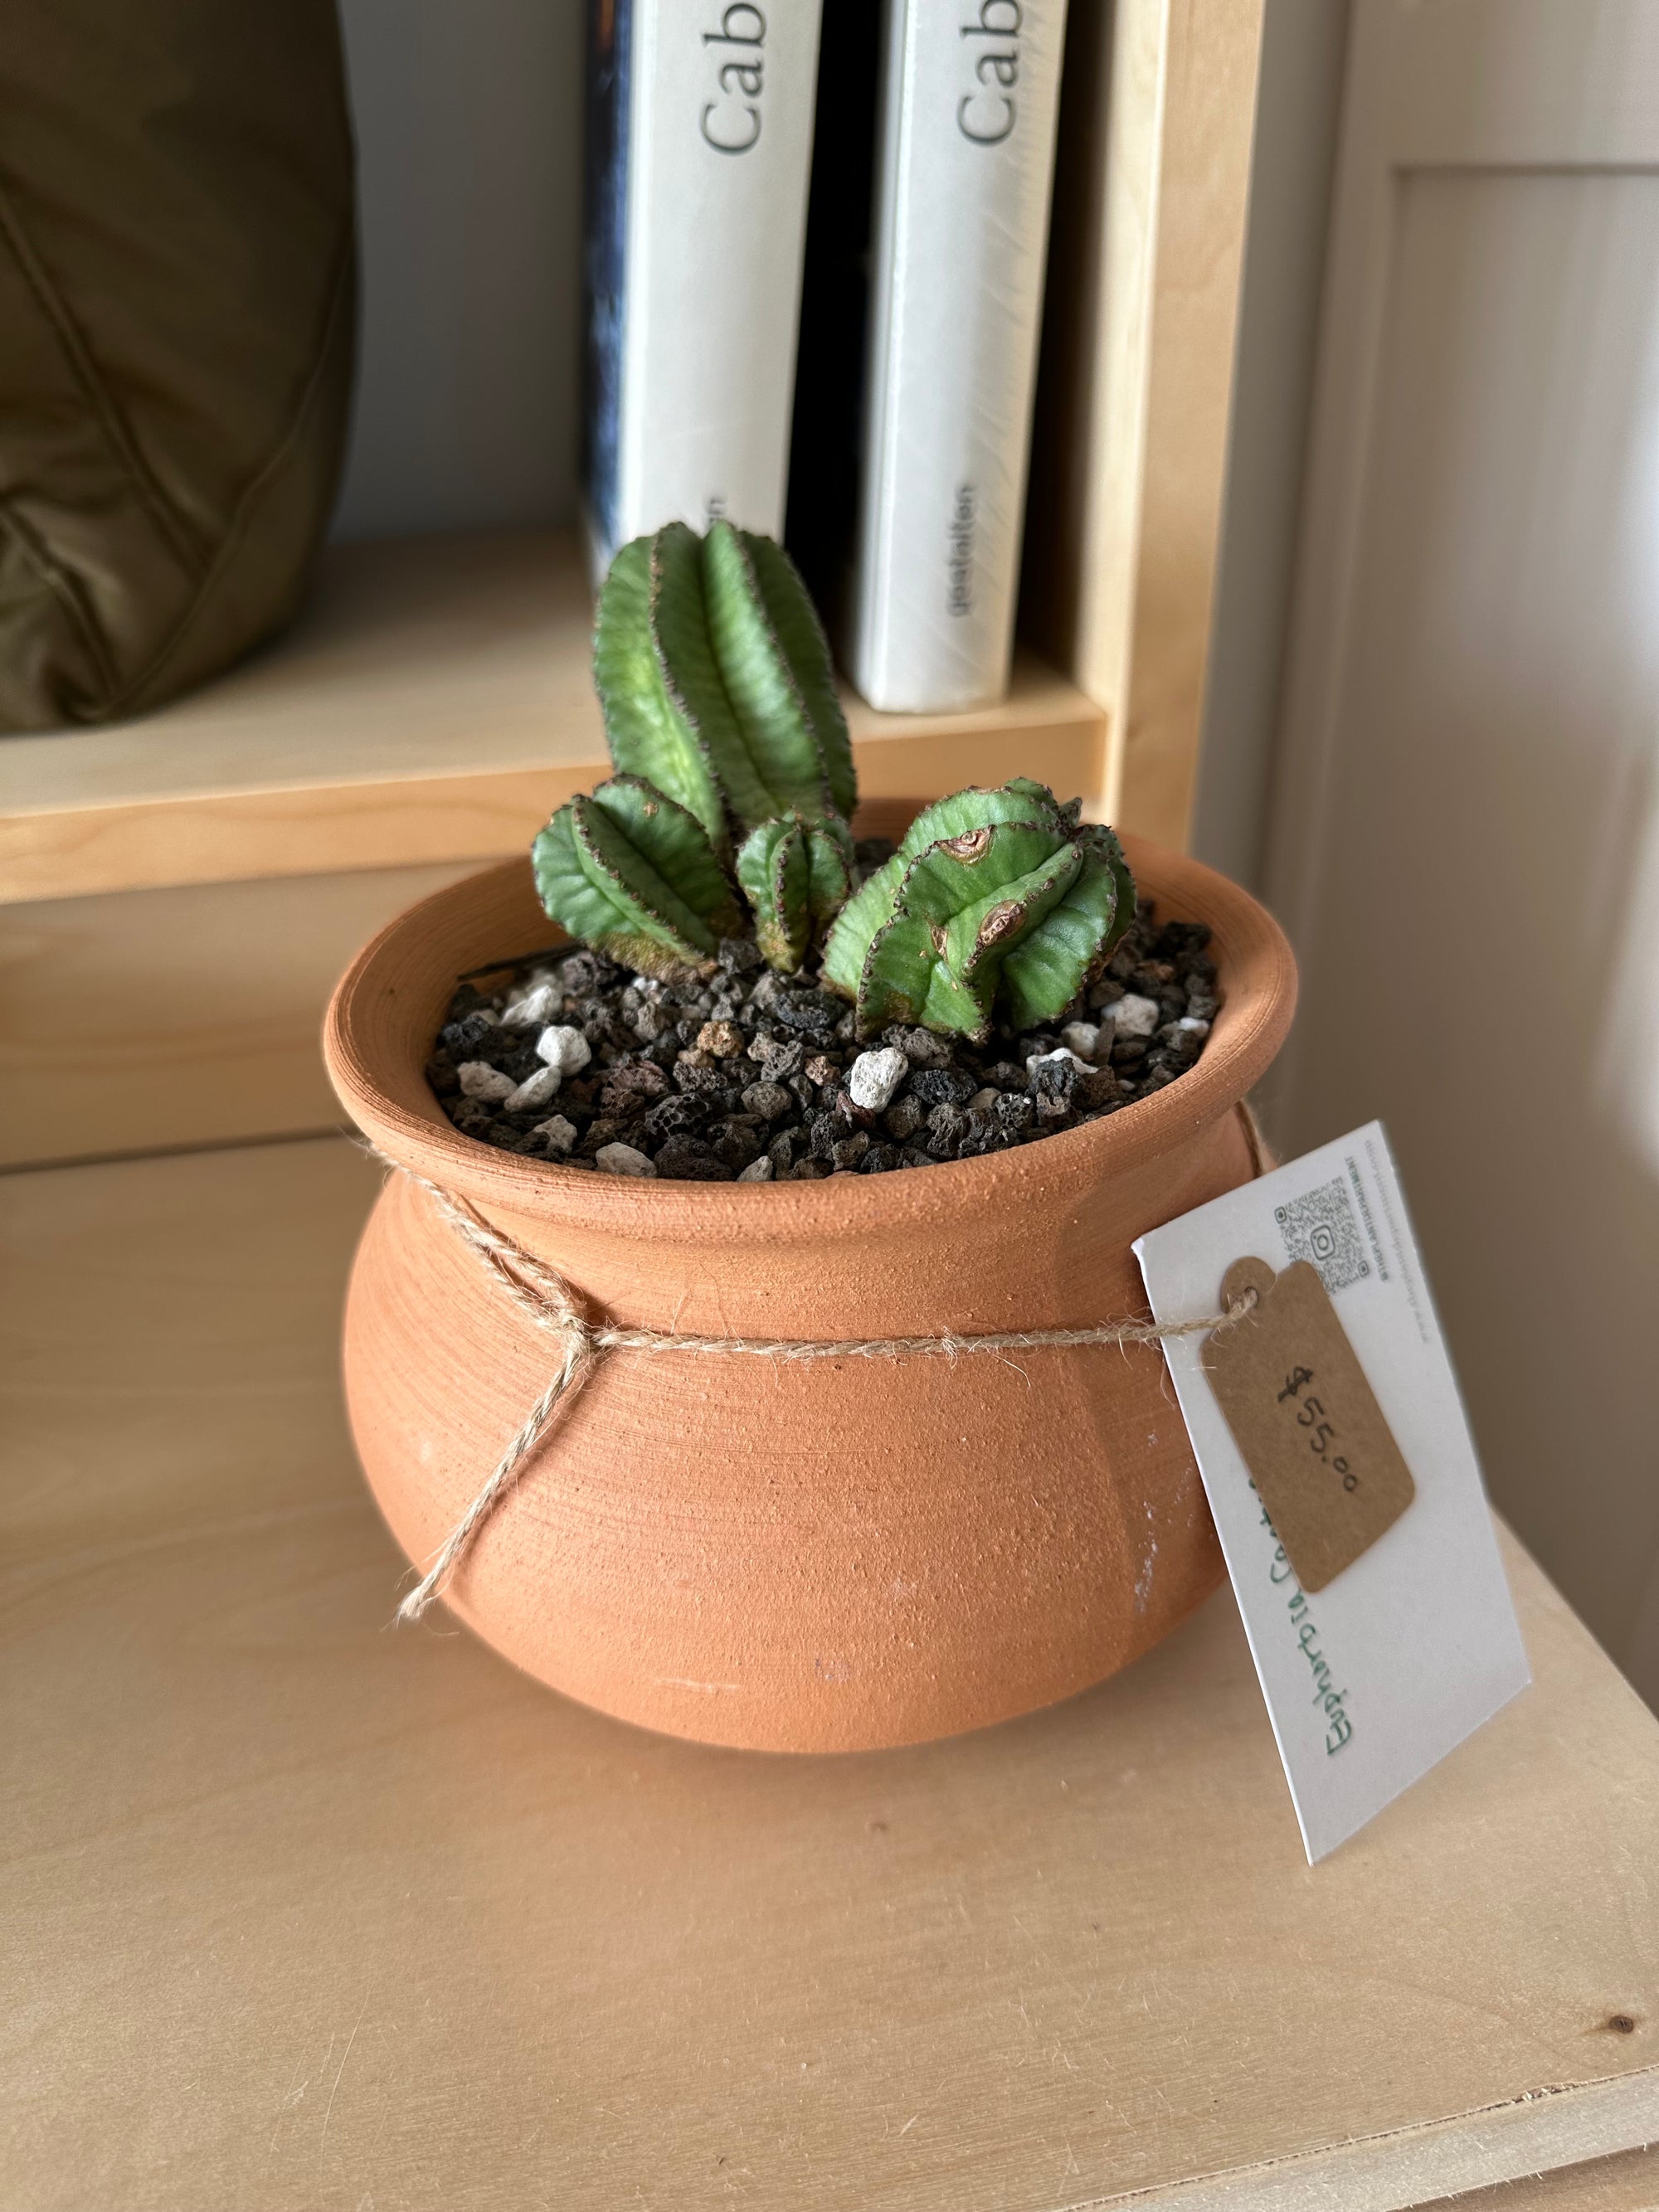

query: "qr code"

left=1275, top=1177, right=1370, bottom=1291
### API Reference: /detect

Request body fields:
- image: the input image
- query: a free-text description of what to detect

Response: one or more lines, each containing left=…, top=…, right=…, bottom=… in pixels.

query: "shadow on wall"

left=1260, top=161, right=1659, bottom=1709
left=1595, top=748, right=1659, bottom=1693
left=332, top=0, right=582, bottom=542
left=1189, top=0, right=1352, bottom=892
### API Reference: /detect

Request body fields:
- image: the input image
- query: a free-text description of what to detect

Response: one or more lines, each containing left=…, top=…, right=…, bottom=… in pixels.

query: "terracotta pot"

left=324, top=814, right=1297, bottom=1753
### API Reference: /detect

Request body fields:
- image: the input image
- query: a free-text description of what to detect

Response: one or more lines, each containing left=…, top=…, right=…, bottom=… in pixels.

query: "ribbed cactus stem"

left=594, top=520, right=856, bottom=848
left=735, top=813, right=856, bottom=975
left=532, top=533, right=1139, bottom=1043
left=532, top=775, right=742, bottom=979
left=820, top=779, right=1136, bottom=1038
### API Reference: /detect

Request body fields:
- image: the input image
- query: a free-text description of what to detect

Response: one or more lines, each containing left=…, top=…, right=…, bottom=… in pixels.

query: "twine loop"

left=367, top=1147, right=1256, bottom=1624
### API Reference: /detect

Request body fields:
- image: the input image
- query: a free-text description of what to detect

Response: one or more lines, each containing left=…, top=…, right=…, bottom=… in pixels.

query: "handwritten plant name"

left=1259, top=1499, right=1354, bottom=1753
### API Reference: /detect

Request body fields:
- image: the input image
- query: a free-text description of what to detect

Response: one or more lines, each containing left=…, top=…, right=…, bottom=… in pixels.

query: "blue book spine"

left=582, top=0, right=631, bottom=563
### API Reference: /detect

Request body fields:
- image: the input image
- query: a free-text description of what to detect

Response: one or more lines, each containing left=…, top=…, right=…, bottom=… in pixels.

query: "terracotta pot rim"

left=324, top=830, right=1297, bottom=1247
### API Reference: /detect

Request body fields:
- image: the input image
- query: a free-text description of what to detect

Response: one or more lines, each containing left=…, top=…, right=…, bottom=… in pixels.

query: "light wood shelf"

left=0, top=529, right=1107, bottom=907
left=6, top=1132, right=1659, bottom=2210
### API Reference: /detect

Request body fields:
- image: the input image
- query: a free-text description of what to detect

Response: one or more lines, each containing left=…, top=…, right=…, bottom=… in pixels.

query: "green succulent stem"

left=593, top=519, right=855, bottom=848
left=820, top=780, right=1135, bottom=1039
left=735, top=813, right=856, bottom=974
left=532, top=775, right=742, bottom=980
left=528, top=527, right=1140, bottom=1047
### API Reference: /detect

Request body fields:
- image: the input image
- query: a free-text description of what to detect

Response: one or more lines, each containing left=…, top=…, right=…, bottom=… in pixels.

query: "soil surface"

left=426, top=884, right=1218, bottom=1181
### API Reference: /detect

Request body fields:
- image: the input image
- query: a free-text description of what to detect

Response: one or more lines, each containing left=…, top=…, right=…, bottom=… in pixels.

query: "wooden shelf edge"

left=0, top=530, right=1106, bottom=905
left=1121, top=2064, right=1659, bottom=2212
left=0, top=692, right=1107, bottom=906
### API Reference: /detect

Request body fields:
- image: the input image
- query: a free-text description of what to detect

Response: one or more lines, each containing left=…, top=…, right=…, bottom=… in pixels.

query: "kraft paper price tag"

left=1135, top=1123, right=1529, bottom=1863
left=1200, top=1256, right=1415, bottom=1592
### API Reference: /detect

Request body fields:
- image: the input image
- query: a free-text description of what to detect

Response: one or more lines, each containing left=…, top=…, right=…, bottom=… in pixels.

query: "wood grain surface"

left=1025, top=0, right=1267, bottom=850
left=4, top=1136, right=1658, bottom=2211
left=0, top=861, right=479, bottom=1169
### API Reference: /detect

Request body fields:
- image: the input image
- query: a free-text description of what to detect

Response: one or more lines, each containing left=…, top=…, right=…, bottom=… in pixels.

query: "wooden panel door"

left=1266, top=0, right=1659, bottom=1704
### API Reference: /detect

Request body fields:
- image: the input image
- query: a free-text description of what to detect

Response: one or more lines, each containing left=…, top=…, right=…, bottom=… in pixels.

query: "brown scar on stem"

left=939, top=828, right=992, bottom=861
left=975, top=899, right=1024, bottom=950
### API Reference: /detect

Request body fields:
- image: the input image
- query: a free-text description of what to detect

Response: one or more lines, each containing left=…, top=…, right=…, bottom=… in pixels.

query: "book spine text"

left=586, top=0, right=825, bottom=573
left=850, top=0, right=1068, bottom=711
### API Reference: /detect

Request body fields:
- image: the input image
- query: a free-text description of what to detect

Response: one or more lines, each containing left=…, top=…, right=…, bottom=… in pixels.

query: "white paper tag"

left=1134, top=1121, right=1530, bottom=1862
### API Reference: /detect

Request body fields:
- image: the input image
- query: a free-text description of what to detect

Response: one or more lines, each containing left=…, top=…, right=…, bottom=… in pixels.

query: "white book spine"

left=605, top=0, right=824, bottom=567
left=849, top=0, right=1069, bottom=712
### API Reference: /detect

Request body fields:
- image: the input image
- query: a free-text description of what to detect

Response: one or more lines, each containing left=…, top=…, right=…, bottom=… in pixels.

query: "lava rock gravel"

left=426, top=902, right=1218, bottom=1181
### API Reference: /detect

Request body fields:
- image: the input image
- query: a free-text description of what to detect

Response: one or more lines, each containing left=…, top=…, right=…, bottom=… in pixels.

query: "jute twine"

left=367, top=1129, right=1261, bottom=1625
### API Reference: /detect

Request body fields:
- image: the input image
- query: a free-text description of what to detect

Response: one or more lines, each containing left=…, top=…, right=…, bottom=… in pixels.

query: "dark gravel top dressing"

left=426, top=882, right=1219, bottom=1183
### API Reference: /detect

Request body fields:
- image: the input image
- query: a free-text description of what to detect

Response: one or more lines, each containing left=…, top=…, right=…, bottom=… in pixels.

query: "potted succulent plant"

left=325, top=523, right=1297, bottom=1753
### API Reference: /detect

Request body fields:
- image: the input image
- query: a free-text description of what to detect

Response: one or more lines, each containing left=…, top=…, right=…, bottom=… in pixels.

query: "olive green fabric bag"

left=0, top=0, right=356, bottom=732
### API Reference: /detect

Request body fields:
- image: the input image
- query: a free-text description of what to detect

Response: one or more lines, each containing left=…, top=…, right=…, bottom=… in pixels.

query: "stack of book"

left=584, top=0, right=1069, bottom=716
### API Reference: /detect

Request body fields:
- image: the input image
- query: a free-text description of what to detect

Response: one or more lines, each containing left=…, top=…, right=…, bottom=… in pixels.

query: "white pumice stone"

left=501, top=981, right=561, bottom=1028
left=1061, top=1020, right=1101, bottom=1062
left=531, top=1114, right=578, bottom=1155
left=967, top=1087, right=1000, bottom=1112
left=535, top=1023, right=592, bottom=1073
left=737, top=1155, right=776, bottom=1181
left=504, top=1063, right=562, bottom=1111
left=1178, top=1014, right=1212, bottom=1037
left=457, top=1061, right=517, bottom=1101
left=1110, top=991, right=1161, bottom=1038
left=846, top=1045, right=907, bottom=1111
left=595, top=1142, right=655, bottom=1178
left=1025, top=1047, right=1092, bottom=1077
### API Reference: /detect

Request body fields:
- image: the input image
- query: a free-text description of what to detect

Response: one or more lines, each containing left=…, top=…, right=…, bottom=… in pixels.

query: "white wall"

left=331, top=0, right=583, bottom=542
left=1258, top=0, right=1659, bottom=1708
left=1190, top=0, right=1350, bottom=891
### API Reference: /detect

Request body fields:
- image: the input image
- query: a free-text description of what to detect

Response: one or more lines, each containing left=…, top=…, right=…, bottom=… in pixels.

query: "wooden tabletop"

left=4, top=1135, right=1658, bottom=2212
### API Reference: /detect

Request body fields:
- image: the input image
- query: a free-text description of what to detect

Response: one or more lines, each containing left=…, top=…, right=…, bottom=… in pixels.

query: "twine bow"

left=368, top=1146, right=1258, bottom=1623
